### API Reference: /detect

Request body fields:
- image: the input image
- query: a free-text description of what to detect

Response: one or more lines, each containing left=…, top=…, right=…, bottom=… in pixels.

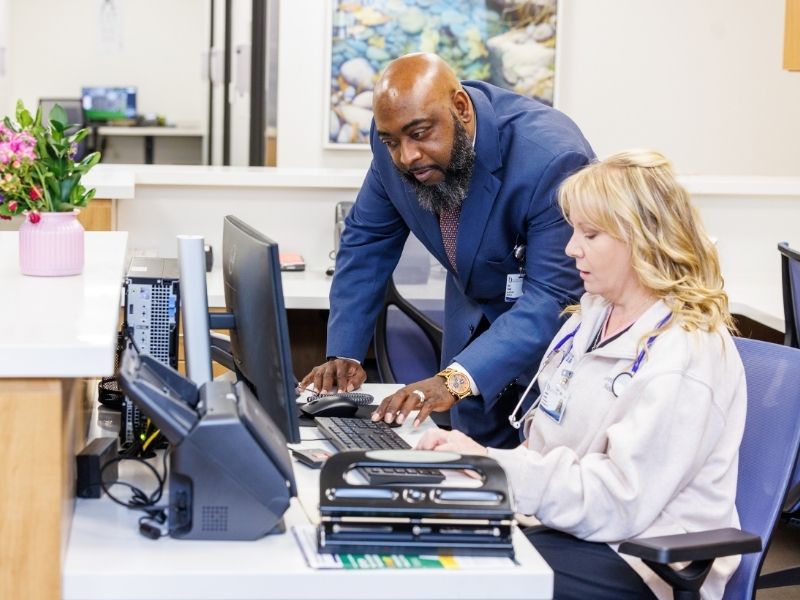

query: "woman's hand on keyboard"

left=416, top=429, right=488, bottom=457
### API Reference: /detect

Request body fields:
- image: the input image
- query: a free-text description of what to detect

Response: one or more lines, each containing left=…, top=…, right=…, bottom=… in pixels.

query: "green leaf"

left=79, top=187, right=96, bottom=207
left=82, top=152, right=101, bottom=169
left=60, top=177, right=77, bottom=203
left=49, top=104, right=68, bottom=128
left=16, top=100, right=33, bottom=128
left=50, top=119, right=65, bottom=137
left=68, top=129, right=89, bottom=144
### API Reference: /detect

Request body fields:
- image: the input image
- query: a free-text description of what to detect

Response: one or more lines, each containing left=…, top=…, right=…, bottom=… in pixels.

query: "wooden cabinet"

left=786, top=0, right=800, bottom=70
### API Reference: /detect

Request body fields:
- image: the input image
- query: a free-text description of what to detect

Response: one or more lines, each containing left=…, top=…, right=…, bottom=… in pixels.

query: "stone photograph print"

left=327, top=0, right=558, bottom=146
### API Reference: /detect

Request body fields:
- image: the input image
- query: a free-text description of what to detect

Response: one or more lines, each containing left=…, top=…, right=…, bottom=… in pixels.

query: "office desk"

left=63, top=384, right=554, bottom=600
left=207, top=264, right=787, bottom=334
left=206, top=266, right=447, bottom=310
left=0, top=232, right=128, bottom=600
left=96, top=125, right=204, bottom=164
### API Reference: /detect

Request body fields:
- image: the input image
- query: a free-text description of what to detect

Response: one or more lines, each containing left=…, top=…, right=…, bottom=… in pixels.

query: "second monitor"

left=81, top=86, right=137, bottom=122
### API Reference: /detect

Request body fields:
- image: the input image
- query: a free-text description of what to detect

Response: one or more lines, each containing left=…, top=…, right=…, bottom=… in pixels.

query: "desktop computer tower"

left=122, top=257, right=181, bottom=449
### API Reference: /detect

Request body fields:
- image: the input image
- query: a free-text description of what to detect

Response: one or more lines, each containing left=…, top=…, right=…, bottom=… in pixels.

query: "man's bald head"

left=373, top=53, right=462, bottom=116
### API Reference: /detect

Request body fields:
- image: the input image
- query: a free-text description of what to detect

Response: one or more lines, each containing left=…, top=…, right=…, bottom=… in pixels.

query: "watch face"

left=449, top=372, right=470, bottom=395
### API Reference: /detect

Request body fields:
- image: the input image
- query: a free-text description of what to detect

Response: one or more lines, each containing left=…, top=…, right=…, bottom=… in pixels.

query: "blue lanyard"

left=629, top=313, right=673, bottom=374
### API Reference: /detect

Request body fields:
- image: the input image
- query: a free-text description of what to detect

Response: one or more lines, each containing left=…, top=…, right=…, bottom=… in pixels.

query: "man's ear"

left=452, top=89, right=473, bottom=124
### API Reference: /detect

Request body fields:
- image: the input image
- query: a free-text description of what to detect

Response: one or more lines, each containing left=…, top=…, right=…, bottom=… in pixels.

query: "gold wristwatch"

left=437, top=367, right=472, bottom=402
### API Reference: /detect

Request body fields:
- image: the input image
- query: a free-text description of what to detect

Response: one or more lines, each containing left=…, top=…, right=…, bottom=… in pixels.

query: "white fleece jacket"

left=488, top=293, right=746, bottom=600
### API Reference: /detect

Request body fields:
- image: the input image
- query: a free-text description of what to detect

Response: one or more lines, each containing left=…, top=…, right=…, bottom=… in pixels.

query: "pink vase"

left=18, top=210, right=85, bottom=276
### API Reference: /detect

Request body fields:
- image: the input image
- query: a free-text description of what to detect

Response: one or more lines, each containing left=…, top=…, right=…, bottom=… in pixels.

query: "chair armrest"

left=619, top=528, right=761, bottom=599
left=619, top=527, right=761, bottom=564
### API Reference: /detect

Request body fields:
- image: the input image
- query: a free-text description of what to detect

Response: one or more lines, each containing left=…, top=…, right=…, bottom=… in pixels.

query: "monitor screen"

left=81, top=86, right=137, bottom=122
left=221, top=215, right=300, bottom=444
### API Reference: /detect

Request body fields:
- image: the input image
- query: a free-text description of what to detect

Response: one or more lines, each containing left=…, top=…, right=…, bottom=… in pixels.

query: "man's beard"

left=396, top=116, right=475, bottom=215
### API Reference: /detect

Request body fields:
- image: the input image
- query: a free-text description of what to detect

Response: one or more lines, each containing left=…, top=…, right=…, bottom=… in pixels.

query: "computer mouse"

left=299, top=395, right=361, bottom=418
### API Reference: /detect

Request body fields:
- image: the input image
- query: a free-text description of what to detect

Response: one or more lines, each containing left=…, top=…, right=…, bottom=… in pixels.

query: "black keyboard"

left=313, top=416, right=445, bottom=485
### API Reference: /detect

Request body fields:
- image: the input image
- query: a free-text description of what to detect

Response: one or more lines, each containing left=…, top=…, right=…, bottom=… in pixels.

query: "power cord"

left=97, top=448, right=172, bottom=540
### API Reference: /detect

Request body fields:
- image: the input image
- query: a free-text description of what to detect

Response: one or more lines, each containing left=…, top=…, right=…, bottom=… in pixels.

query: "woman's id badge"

left=539, top=368, right=572, bottom=424
left=505, top=274, right=523, bottom=302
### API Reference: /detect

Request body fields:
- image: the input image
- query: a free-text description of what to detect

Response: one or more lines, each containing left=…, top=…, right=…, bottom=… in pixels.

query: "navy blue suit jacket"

left=327, top=81, right=593, bottom=447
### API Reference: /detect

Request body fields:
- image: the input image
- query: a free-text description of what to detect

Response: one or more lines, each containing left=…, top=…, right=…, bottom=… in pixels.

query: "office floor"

left=757, top=521, right=800, bottom=599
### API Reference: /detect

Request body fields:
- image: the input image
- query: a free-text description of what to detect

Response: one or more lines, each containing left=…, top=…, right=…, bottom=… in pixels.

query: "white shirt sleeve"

left=449, top=361, right=480, bottom=396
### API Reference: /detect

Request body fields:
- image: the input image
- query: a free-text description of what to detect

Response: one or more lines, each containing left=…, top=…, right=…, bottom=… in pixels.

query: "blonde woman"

left=418, top=150, right=746, bottom=600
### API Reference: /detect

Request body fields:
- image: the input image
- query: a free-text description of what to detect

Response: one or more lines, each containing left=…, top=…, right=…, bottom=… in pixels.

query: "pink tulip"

left=29, top=186, right=42, bottom=201
left=29, top=211, right=41, bottom=224
left=8, top=200, right=17, bottom=212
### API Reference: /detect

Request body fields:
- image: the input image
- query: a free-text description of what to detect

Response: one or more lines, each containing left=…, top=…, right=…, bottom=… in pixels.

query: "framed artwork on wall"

left=324, top=0, right=560, bottom=148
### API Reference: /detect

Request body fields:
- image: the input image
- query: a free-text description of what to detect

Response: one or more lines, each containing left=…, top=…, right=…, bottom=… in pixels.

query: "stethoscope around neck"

left=508, top=312, right=672, bottom=430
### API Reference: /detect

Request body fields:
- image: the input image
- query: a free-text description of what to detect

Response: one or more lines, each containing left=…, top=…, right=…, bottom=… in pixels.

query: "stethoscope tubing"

left=508, top=312, right=672, bottom=430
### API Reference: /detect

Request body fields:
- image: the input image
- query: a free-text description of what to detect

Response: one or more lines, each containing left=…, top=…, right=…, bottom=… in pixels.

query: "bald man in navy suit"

left=300, top=53, right=593, bottom=448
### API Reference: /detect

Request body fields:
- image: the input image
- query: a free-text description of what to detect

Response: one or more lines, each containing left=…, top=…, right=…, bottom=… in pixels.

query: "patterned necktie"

left=439, top=205, right=460, bottom=272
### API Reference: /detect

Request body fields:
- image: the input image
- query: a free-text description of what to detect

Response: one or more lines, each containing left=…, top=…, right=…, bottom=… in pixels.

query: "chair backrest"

left=778, top=242, right=800, bottom=349
left=723, top=337, right=800, bottom=599
left=374, top=234, right=444, bottom=384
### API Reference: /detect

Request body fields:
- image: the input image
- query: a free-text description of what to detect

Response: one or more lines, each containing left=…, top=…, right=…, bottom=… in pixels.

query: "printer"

left=119, top=347, right=296, bottom=540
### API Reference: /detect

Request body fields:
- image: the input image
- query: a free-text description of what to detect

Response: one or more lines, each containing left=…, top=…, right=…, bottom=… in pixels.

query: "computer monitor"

left=81, top=86, right=137, bottom=122
left=217, top=215, right=300, bottom=444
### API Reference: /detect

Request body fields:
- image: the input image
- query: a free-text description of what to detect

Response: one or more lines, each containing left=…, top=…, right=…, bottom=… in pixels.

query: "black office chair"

left=38, top=97, right=90, bottom=160
left=620, top=338, right=800, bottom=599
left=373, top=234, right=444, bottom=385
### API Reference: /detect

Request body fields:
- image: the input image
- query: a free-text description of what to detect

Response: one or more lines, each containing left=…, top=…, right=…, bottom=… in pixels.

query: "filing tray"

left=317, top=450, right=516, bottom=558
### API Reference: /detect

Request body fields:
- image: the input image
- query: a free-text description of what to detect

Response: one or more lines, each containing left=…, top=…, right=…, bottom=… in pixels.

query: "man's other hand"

left=371, top=376, right=456, bottom=427
left=298, top=358, right=366, bottom=395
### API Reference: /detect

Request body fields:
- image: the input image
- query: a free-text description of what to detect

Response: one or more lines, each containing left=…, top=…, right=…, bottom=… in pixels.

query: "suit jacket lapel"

left=456, top=85, right=502, bottom=289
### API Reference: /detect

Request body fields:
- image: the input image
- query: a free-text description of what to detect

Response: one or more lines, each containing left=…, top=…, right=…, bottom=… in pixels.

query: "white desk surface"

left=206, top=267, right=448, bottom=310
left=0, top=231, right=128, bottom=377
left=63, top=384, right=553, bottom=600
left=96, top=125, right=205, bottom=138
left=208, top=263, right=786, bottom=333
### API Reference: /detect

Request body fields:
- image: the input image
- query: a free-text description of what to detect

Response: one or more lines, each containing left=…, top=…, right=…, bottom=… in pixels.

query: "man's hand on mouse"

left=371, top=376, right=457, bottom=427
left=298, top=358, right=366, bottom=395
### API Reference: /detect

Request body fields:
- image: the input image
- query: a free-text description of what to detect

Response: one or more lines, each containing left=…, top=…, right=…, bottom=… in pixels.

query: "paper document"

left=292, top=525, right=518, bottom=570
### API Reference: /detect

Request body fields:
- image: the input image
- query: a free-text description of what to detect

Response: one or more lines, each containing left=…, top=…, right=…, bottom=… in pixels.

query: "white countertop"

left=85, top=165, right=364, bottom=197
left=0, top=232, right=128, bottom=378
left=84, top=164, right=800, bottom=199
left=64, top=384, right=553, bottom=599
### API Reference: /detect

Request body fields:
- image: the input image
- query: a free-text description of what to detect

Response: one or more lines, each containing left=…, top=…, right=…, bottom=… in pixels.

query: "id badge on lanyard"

left=539, top=353, right=574, bottom=423
left=505, top=242, right=526, bottom=303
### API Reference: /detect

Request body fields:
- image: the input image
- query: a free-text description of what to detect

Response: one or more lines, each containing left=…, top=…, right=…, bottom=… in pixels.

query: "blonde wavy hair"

left=557, top=149, right=735, bottom=336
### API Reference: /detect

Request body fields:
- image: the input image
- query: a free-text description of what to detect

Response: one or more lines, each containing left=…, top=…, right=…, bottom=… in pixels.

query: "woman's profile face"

left=564, top=209, right=639, bottom=304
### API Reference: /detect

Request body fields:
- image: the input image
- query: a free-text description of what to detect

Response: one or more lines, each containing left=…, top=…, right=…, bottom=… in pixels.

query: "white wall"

left=0, top=0, right=9, bottom=116
left=276, top=0, right=372, bottom=171
left=4, top=0, right=209, bottom=127
left=277, top=0, right=800, bottom=176
left=557, top=0, right=800, bottom=176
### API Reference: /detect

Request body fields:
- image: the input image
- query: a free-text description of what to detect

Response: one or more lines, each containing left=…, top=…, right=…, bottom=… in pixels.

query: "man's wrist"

left=326, top=356, right=361, bottom=365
